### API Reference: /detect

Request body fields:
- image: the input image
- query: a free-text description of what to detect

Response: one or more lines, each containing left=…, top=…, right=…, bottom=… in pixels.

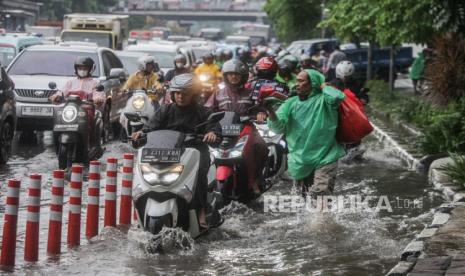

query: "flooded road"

left=0, top=133, right=443, bottom=275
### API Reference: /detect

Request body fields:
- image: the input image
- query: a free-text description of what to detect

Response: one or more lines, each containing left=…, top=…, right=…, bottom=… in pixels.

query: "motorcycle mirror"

left=48, top=81, right=57, bottom=90
left=124, top=112, right=142, bottom=122
left=96, top=84, right=105, bottom=92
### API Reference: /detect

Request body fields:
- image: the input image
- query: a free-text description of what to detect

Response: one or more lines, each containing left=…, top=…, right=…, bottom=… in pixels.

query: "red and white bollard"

left=104, top=157, right=118, bottom=227
left=120, top=154, right=134, bottom=225
left=47, top=170, right=65, bottom=255
left=86, top=160, right=101, bottom=239
left=0, top=179, right=21, bottom=267
left=67, top=165, right=83, bottom=247
left=24, top=174, right=41, bottom=262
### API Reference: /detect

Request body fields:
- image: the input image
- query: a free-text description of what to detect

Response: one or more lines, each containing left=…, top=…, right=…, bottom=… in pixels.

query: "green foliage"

left=438, top=153, right=465, bottom=186
left=366, top=80, right=465, bottom=154
left=264, top=0, right=322, bottom=43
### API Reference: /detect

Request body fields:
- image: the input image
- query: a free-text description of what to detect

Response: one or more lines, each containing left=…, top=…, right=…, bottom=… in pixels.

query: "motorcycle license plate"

left=141, top=148, right=181, bottom=163
left=222, top=124, right=241, bottom=136
left=53, top=124, right=79, bottom=131
left=21, top=106, right=54, bottom=117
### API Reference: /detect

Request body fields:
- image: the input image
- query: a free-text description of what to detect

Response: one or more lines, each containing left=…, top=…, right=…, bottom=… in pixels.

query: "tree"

left=264, top=0, right=322, bottom=43
left=319, top=0, right=378, bottom=80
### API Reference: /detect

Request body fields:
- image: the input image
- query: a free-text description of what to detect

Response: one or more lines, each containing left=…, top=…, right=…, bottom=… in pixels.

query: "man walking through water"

left=265, top=69, right=346, bottom=198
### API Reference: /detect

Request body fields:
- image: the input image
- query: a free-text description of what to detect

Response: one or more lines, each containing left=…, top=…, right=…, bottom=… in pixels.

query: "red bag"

left=336, top=89, right=373, bottom=143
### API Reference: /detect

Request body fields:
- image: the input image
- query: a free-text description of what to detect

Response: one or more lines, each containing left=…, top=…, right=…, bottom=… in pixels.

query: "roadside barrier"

left=0, top=153, right=137, bottom=269
left=67, top=164, right=83, bottom=247
left=24, top=174, right=41, bottom=262
left=0, top=179, right=21, bottom=267
left=86, top=160, right=101, bottom=239
left=120, top=154, right=134, bottom=225
left=104, top=157, right=118, bottom=227
left=47, top=170, right=65, bottom=255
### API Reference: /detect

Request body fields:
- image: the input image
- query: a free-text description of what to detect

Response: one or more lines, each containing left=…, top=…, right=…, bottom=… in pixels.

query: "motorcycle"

left=51, top=82, right=105, bottom=171
left=198, top=73, right=218, bottom=105
left=210, top=111, right=271, bottom=204
left=254, top=122, right=287, bottom=179
left=119, top=89, right=158, bottom=142
left=127, top=111, right=225, bottom=238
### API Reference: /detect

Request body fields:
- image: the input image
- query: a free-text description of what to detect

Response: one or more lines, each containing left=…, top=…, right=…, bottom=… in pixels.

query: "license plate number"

left=22, top=106, right=54, bottom=117
left=54, top=124, right=78, bottom=131
left=222, top=124, right=241, bottom=136
left=141, top=148, right=181, bottom=163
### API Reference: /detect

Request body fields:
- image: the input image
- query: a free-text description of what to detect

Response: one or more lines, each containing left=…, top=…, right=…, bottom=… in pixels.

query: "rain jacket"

left=409, top=52, right=425, bottom=80
left=268, top=69, right=346, bottom=180
left=275, top=73, right=297, bottom=92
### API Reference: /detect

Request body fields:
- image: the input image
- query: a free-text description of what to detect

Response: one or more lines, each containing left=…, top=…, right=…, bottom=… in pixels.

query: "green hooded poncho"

left=268, top=69, right=346, bottom=180
left=409, top=52, right=425, bottom=80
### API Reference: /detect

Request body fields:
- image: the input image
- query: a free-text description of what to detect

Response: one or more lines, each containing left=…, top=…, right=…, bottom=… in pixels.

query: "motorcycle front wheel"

left=58, top=143, right=74, bottom=170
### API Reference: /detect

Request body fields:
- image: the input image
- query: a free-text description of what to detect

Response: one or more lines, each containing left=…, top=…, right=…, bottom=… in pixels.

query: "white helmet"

left=138, top=56, right=156, bottom=71
left=335, top=60, right=355, bottom=79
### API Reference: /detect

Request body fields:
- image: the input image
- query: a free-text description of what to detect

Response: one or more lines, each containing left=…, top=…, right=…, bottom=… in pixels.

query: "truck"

left=61, top=13, right=129, bottom=50
left=238, top=23, right=271, bottom=46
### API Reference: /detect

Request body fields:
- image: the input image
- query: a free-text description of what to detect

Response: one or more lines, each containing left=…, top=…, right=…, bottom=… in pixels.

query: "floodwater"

left=0, top=133, right=443, bottom=275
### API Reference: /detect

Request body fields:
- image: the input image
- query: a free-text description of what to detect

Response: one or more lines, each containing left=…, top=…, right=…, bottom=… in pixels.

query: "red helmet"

left=255, top=56, right=278, bottom=80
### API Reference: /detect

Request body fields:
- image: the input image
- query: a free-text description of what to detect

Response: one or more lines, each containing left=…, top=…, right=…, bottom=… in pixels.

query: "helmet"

left=214, top=48, right=223, bottom=59
left=169, top=73, right=200, bottom=93
left=278, top=59, right=293, bottom=77
left=173, top=53, right=187, bottom=68
left=335, top=60, right=355, bottom=79
left=223, top=49, right=233, bottom=60
left=222, top=59, right=249, bottom=86
left=74, top=56, right=95, bottom=77
left=282, top=55, right=299, bottom=71
left=138, top=56, right=156, bottom=71
left=202, top=52, right=214, bottom=60
left=255, top=56, right=278, bottom=80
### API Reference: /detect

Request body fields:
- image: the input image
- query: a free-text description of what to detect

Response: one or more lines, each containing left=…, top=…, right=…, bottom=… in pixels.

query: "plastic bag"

left=336, top=88, right=373, bottom=144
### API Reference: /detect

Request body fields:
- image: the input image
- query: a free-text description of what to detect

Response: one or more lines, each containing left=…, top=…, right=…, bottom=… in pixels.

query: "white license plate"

left=21, top=106, right=54, bottom=117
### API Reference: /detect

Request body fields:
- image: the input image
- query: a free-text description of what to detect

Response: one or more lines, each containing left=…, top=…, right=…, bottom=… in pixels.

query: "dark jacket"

left=165, top=68, right=191, bottom=82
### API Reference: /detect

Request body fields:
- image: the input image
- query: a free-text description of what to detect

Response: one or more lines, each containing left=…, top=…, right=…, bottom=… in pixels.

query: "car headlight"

left=62, top=106, right=77, bottom=123
left=140, top=163, right=183, bottom=185
left=132, top=95, right=145, bottom=110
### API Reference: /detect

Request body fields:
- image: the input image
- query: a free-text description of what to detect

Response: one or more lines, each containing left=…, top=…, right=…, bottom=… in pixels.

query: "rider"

left=123, top=56, right=163, bottom=104
left=50, top=56, right=105, bottom=105
left=276, top=59, right=297, bottom=93
left=223, top=49, right=233, bottom=62
left=205, top=59, right=269, bottom=196
left=194, top=52, right=222, bottom=81
left=165, top=53, right=191, bottom=82
left=214, top=48, right=225, bottom=69
left=248, top=56, right=289, bottom=101
left=132, top=73, right=220, bottom=229
left=300, top=53, right=320, bottom=71
left=330, top=60, right=369, bottom=104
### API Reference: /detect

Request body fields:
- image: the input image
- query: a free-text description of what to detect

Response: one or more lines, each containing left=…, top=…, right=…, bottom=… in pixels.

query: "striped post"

left=86, top=160, right=101, bottom=239
left=24, top=174, right=41, bottom=262
left=67, top=165, right=83, bottom=248
left=47, top=170, right=65, bottom=255
left=0, top=179, right=21, bottom=267
left=120, top=154, right=134, bottom=225
left=104, top=157, right=118, bottom=227
left=0, top=179, right=21, bottom=268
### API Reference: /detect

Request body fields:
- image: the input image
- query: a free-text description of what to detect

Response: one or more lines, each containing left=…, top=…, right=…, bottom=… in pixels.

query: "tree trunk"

left=366, top=41, right=373, bottom=81
left=389, top=45, right=395, bottom=93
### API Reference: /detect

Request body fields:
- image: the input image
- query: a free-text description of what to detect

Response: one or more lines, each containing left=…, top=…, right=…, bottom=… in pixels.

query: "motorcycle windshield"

left=146, top=130, right=185, bottom=149
left=219, top=111, right=241, bottom=126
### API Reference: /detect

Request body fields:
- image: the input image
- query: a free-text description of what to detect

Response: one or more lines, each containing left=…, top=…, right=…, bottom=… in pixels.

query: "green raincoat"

left=275, top=73, right=297, bottom=92
left=409, top=52, right=425, bottom=80
left=268, top=69, right=346, bottom=180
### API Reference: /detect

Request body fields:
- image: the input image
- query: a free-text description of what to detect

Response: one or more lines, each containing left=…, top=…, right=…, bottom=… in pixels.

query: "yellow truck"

left=61, top=13, right=129, bottom=50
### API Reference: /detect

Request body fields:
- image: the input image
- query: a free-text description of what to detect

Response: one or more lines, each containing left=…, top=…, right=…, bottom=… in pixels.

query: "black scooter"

left=51, top=82, right=105, bottom=170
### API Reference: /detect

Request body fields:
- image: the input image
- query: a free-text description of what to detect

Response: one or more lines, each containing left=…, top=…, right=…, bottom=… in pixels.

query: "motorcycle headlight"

left=140, top=163, right=184, bottom=185
left=132, top=95, right=145, bottom=110
left=213, top=135, right=248, bottom=159
left=199, top=74, right=211, bottom=82
left=62, top=106, right=77, bottom=123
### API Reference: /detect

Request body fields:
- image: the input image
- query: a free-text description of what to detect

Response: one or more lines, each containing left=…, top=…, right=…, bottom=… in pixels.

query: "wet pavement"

left=0, top=133, right=444, bottom=275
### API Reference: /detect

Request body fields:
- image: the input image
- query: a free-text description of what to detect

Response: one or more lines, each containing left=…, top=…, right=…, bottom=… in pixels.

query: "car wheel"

left=0, top=121, right=14, bottom=164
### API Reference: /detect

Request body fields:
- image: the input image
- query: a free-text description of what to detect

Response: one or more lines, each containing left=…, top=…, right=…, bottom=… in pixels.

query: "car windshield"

left=61, top=31, right=112, bottom=48
left=118, top=55, right=140, bottom=74
left=8, top=50, right=100, bottom=77
left=0, top=45, right=16, bottom=66
left=127, top=50, right=176, bottom=68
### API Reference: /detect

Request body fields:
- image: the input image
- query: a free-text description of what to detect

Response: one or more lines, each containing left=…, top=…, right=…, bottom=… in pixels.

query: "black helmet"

left=169, top=73, right=200, bottom=93
left=74, top=56, right=95, bottom=77
left=278, top=59, right=293, bottom=77
left=223, top=49, right=233, bottom=60
left=222, top=59, right=249, bottom=86
left=173, top=53, right=187, bottom=68
left=202, top=52, right=214, bottom=60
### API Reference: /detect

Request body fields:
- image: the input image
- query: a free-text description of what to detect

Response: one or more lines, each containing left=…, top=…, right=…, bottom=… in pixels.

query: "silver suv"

left=7, top=43, right=128, bottom=133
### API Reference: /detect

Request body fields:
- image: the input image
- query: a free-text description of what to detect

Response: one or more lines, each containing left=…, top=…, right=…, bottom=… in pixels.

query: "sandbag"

left=336, top=88, right=373, bottom=143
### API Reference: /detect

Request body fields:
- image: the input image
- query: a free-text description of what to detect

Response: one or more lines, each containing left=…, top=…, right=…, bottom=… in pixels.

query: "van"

left=0, top=33, right=42, bottom=66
